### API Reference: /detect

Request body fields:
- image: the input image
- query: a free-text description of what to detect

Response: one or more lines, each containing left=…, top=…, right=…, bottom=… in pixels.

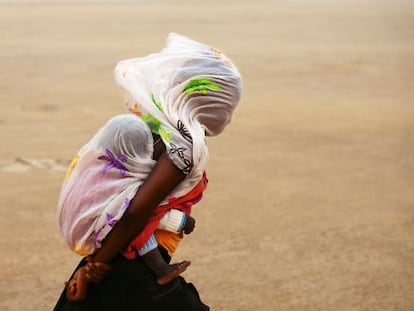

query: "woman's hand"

left=65, top=257, right=112, bottom=301
left=183, top=215, right=196, bottom=235
left=65, top=266, right=90, bottom=301
left=84, top=256, right=113, bottom=283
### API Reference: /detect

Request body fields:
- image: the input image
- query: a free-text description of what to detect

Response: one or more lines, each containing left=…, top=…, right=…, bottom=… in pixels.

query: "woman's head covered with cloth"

left=57, top=34, right=241, bottom=256
left=115, top=33, right=242, bottom=184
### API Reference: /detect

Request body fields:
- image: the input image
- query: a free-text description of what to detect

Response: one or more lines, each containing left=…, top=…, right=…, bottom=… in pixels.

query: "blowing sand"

left=0, top=1, right=413, bottom=310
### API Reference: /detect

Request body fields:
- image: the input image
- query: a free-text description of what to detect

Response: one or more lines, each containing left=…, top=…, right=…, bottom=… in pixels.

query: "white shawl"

left=57, top=33, right=242, bottom=256
left=115, top=33, right=242, bottom=186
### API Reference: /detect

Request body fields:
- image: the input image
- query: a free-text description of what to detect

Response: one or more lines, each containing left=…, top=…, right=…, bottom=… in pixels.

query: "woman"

left=54, top=33, right=242, bottom=311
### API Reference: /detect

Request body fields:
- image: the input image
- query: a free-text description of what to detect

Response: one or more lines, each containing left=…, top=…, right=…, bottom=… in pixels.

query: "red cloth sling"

left=123, top=172, right=208, bottom=259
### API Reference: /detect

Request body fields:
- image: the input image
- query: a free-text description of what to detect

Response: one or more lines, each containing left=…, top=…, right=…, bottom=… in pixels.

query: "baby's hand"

left=183, top=215, right=196, bottom=235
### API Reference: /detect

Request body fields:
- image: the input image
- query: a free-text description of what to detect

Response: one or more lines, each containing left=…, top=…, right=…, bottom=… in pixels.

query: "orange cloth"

left=122, top=172, right=208, bottom=259
left=154, top=230, right=183, bottom=256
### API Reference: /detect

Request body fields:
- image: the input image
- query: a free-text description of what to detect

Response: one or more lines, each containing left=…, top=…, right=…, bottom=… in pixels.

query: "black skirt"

left=54, top=249, right=209, bottom=311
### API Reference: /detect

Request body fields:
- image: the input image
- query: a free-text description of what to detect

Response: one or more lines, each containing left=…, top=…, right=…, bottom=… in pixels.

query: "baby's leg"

left=142, top=248, right=190, bottom=285
left=140, top=234, right=191, bottom=285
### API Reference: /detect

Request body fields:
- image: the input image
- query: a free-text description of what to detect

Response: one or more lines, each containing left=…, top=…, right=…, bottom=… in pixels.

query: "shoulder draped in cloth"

left=57, top=33, right=242, bottom=256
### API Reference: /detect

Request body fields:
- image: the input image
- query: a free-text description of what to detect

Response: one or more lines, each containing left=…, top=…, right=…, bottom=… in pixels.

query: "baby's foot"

left=65, top=267, right=90, bottom=301
left=156, top=261, right=191, bottom=285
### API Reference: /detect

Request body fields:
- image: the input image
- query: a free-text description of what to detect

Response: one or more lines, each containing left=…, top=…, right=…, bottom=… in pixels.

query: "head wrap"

left=57, top=34, right=242, bottom=256
left=115, top=33, right=242, bottom=183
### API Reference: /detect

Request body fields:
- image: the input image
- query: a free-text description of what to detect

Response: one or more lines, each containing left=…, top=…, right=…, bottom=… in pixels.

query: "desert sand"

left=0, top=0, right=413, bottom=310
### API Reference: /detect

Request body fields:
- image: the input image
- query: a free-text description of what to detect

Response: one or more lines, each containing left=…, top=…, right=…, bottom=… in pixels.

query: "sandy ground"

left=0, top=1, right=413, bottom=310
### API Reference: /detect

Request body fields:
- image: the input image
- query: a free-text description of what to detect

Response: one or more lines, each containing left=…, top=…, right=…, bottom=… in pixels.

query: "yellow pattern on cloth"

left=74, top=242, right=92, bottom=257
left=64, top=155, right=79, bottom=181
left=154, top=230, right=183, bottom=256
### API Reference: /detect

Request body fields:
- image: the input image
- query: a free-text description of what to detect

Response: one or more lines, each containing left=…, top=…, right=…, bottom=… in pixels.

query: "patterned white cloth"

left=57, top=114, right=156, bottom=255
left=57, top=33, right=242, bottom=256
left=115, top=33, right=242, bottom=184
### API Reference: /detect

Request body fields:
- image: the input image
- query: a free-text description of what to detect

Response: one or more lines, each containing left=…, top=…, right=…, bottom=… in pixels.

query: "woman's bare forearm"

left=92, top=152, right=185, bottom=263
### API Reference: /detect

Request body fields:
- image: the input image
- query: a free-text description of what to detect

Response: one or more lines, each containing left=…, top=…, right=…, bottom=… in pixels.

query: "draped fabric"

left=123, top=172, right=208, bottom=259
left=115, top=33, right=242, bottom=187
left=57, top=115, right=156, bottom=255
left=57, top=33, right=242, bottom=257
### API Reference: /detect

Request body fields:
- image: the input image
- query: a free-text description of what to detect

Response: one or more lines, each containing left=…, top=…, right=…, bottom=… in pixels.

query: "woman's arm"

left=92, top=152, right=185, bottom=263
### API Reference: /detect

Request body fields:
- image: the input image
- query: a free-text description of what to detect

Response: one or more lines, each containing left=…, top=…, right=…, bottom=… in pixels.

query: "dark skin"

left=66, top=146, right=195, bottom=301
left=95, top=149, right=185, bottom=261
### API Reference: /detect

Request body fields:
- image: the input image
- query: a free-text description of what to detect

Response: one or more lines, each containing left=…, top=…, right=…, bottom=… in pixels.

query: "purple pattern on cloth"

left=92, top=198, right=131, bottom=244
left=106, top=213, right=116, bottom=227
left=93, top=226, right=105, bottom=243
left=121, top=197, right=131, bottom=213
left=98, top=148, right=128, bottom=176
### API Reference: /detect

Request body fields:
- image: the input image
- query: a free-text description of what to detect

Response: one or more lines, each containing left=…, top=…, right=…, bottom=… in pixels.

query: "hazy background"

left=0, top=1, right=413, bottom=310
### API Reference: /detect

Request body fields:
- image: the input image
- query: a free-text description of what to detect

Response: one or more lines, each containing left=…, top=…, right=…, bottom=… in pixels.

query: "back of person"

left=54, top=32, right=242, bottom=311
left=57, top=114, right=155, bottom=256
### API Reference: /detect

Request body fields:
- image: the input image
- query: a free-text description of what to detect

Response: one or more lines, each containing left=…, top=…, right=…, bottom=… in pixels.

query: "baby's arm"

left=158, top=210, right=195, bottom=235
